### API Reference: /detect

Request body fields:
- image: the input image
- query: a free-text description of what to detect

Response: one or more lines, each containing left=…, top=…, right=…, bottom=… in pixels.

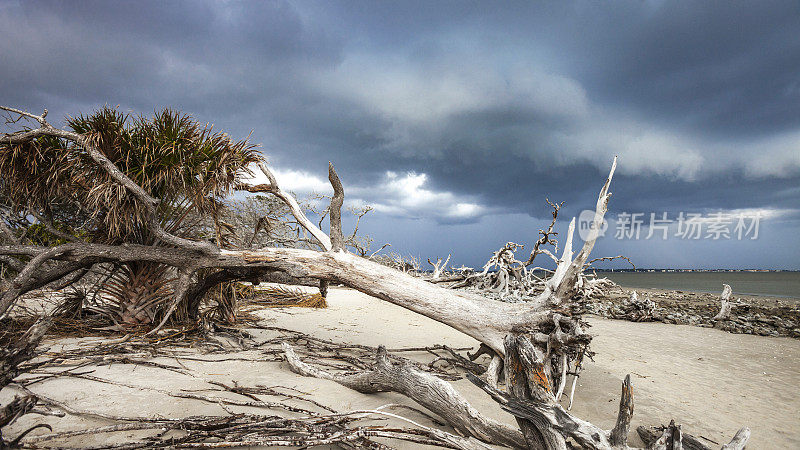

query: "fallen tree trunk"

left=284, top=337, right=750, bottom=450
left=1, top=241, right=572, bottom=355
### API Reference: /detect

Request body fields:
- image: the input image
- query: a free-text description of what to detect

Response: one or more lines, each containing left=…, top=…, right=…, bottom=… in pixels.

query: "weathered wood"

left=0, top=243, right=76, bottom=317
left=524, top=199, right=563, bottom=266
left=486, top=354, right=503, bottom=388
left=638, top=425, right=706, bottom=450
left=1, top=316, right=52, bottom=388
left=609, top=374, right=634, bottom=446
left=0, top=396, right=36, bottom=429
left=712, top=284, right=733, bottom=321
left=1, top=241, right=558, bottom=354
left=236, top=161, right=333, bottom=251
left=428, top=254, right=451, bottom=280
left=472, top=370, right=749, bottom=450
left=657, top=420, right=683, bottom=450
left=430, top=274, right=467, bottom=283
left=327, top=162, right=345, bottom=252
left=638, top=424, right=750, bottom=450
left=282, top=342, right=527, bottom=448
left=503, top=334, right=567, bottom=450
left=470, top=368, right=613, bottom=450
left=721, top=427, right=750, bottom=450
left=451, top=160, right=619, bottom=304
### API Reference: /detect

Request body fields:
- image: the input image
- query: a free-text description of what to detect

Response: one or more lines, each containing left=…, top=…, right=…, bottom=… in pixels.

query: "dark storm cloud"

left=0, top=0, right=342, bottom=121
left=1, top=0, right=798, bottom=266
left=314, top=0, right=800, bottom=137
left=562, top=1, right=800, bottom=138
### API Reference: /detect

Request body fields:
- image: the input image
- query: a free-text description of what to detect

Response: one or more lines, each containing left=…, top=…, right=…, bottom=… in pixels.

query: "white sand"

left=4, top=286, right=799, bottom=448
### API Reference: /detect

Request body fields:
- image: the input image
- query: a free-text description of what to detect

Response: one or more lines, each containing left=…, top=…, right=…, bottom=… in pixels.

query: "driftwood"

left=6, top=320, right=519, bottom=449
left=285, top=334, right=750, bottom=450
left=19, top=407, right=485, bottom=449
left=637, top=423, right=750, bottom=450
left=430, top=274, right=468, bottom=284
left=2, top=316, right=753, bottom=449
left=451, top=196, right=621, bottom=304
left=428, top=254, right=451, bottom=281
left=283, top=342, right=527, bottom=448
left=471, top=334, right=750, bottom=450
left=620, top=291, right=657, bottom=322
left=0, top=317, right=52, bottom=389
left=0, top=313, right=58, bottom=446
left=712, top=284, right=734, bottom=321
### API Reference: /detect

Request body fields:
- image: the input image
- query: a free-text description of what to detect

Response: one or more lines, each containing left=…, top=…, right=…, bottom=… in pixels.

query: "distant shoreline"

left=587, top=270, right=799, bottom=300
left=607, top=285, right=799, bottom=305
left=590, top=269, right=798, bottom=273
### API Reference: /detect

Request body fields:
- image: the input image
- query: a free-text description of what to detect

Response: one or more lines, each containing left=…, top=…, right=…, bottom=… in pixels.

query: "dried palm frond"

left=201, top=281, right=255, bottom=325
left=52, top=287, right=87, bottom=319
left=251, top=285, right=327, bottom=308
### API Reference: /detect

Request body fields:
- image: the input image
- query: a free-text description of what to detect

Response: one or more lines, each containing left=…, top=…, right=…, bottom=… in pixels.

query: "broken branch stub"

left=327, top=162, right=345, bottom=252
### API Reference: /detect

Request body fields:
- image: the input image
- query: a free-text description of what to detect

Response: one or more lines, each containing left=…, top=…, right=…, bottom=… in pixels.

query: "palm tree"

left=0, top=106, right=262, bottom=328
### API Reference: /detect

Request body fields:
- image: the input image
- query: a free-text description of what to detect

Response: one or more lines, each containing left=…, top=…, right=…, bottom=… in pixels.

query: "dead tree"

left=452, top=195, right=628, bottom=303
left=428, top=254, right=451, bottom=280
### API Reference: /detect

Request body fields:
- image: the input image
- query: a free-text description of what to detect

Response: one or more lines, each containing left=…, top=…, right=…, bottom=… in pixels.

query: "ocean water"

left=597, top=271, right=799, bottom=299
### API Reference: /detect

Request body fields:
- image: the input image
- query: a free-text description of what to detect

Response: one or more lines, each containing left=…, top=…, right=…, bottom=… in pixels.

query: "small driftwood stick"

left=721, top=427, right=750, bottom=450
left=0, top=395, right=36, bottom=429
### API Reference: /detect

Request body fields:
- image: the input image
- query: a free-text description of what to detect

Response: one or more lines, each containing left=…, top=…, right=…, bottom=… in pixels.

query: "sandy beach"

left=4, top=286, right=799, bottom=448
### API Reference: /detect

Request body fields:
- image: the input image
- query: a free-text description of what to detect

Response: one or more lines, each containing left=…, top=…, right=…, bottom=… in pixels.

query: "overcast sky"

left=2, top=0, right=798, bottom=269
